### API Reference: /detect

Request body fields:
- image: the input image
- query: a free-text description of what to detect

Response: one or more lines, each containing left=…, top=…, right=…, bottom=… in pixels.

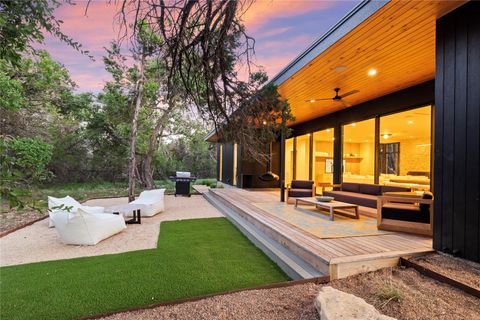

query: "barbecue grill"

left=169, top=171, right=196, bottom=197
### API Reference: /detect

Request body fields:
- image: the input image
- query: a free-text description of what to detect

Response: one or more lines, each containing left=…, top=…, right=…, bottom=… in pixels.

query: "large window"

left=342, top=119, right=375, bottom=184
left=312, top=129, right=334, bottom=194
left=282, top=105, right=432, bottom=191
left=295, top=134, right=310, bottom=180
left=379, top=105, right=431, bottom=190
left=285, top=138, right=294, bottom=186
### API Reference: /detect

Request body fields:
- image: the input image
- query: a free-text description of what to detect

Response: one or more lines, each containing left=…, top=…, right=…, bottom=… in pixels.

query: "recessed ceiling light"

left=335, top=65, right=347, bottom=72
left=368, top=68, right=377, bottom=76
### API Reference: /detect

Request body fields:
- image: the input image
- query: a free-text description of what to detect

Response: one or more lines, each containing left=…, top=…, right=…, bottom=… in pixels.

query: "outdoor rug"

left=252, top=202, right=390, bottom=239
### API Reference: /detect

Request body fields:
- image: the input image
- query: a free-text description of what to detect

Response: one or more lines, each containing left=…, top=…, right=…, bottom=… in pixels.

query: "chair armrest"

left=379, top=195, right=433, bottom=205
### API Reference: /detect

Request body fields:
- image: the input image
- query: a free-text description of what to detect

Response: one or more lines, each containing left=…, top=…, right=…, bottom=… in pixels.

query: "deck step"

left=204, top=191, right=324, bottom=280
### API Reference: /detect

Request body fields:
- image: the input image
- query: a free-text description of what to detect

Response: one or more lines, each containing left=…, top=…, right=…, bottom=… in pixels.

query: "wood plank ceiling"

left=277, top=0, right=466, bottom=126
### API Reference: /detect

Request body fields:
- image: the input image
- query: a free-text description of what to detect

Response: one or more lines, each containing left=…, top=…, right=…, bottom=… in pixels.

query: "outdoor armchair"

left=286, top=180, right=315, bottom=204
left=129, top=188, right=165, bottom=216
left=377, top=192, right=433, bottom=236
left=48, top=196, right=104, bottom=227
left=51, top=208, right=126, bottom=245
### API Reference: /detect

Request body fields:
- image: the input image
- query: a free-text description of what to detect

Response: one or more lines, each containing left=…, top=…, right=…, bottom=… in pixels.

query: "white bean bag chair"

left=129, top=189, right=165, bottom=217
left=48, top=196, right=104, bottom=228
left=51, top=208, right=126, bottom=245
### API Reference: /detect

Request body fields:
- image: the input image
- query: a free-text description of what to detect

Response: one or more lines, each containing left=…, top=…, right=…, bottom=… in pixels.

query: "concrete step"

left=204, top=191, right=324, bottom=280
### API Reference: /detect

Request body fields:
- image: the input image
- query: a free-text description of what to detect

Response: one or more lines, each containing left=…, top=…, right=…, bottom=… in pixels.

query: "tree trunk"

left=128, top=54, right=146, bottom=202
left=143, top=101, right=176, bottom=189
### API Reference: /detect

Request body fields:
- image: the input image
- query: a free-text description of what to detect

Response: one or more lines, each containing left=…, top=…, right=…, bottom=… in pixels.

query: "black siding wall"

left=221, top=143, right=234, bottom=185
left=434, top=2, right=480, bottom=262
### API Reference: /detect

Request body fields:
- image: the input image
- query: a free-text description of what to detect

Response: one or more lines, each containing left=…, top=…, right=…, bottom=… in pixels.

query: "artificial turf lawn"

left=0, top=218, right=289, bottom=320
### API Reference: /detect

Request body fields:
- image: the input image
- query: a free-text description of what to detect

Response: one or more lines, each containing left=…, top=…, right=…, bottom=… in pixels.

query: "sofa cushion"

left=341, top=183, right=360, bottom=193
left=288, top=189, right=312, bottom=198
left=382, top=203, right=429, bottom=223
left=291, top=180, right=314, bottom=189
left=323, top=190, right=378, bottom=208
left=381, top=185, right=411, bottom=193
left=359, top=184, right=382, bottom=195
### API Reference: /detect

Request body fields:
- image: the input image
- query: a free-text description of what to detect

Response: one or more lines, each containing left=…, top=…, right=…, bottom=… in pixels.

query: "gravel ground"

left=0, top=204, right=47, bottom=234
left=100, top=264, right=480, bottom=320
left=0, top=195, right=223, bottom=267
left=99, top=283, right=321, bottom=320
left=411, top=253, right=480, bottom=290
left=330, top=267, right=480, bottom=320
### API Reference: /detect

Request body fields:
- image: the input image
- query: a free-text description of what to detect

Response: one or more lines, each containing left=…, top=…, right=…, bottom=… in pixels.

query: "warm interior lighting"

left=351, top=123, right=356, bottom=127
left=310, top=99, right=316, bottom=103
left=262, top=120, right=267, bottom=125
left=368, top=68, right=377, bottom=76
left=326, top=129, right=331, bottom=132
left=383, top=133, right=392, bottom=139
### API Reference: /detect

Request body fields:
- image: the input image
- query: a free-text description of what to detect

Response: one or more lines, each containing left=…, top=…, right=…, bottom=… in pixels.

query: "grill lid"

left=176, top=171, right=191, bottom=178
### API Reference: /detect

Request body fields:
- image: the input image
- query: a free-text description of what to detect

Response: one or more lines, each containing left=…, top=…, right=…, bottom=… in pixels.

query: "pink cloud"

left=256, top=26, right=292, bottom=39
left=240, top=0, right=336, bottom=32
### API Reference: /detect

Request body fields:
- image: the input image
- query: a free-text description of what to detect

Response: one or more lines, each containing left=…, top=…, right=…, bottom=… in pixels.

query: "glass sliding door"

left=295, top=134, right=310, bottom=180
left=312, top=129, right=334, bottom=194
left=379, top=105, right=432, bottom=190
left=285, top=138, right=294, bottom=186
left=342, top=119, right=375, bottom=184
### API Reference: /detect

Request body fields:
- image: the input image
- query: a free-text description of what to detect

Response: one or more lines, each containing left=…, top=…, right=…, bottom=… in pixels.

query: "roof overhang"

left=275, top=0, right=466, bottom=126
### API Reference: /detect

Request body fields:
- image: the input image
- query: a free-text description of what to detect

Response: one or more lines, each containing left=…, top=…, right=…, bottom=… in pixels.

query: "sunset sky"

left=43, top=0, right=360, bottom=93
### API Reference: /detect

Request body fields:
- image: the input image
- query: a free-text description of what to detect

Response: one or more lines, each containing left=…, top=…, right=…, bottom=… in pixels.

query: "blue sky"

left=43, top=0, right=360, bottom=93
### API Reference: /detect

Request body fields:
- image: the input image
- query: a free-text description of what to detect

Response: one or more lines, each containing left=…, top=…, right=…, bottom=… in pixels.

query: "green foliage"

left=0, top=218, right=288, bottom=320
left=1, top=137, right=53, bottom=185
left=0, top=70, right=25, bottom=111
left=0, top=0, right=91, bottom=66
left=1, top=136, right=53, bottom=209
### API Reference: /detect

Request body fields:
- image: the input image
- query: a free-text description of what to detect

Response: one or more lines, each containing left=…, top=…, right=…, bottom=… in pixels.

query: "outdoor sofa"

left=51, top=208, right=126, bottom=245
left=323, top=182, right=410, bottom=209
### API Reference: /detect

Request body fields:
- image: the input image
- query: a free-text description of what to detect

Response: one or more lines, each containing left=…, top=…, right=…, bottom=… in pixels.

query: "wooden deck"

left=208, top=188, right=433, bottom=279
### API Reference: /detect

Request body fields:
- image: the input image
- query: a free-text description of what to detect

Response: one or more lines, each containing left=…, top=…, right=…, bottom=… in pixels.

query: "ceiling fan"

left=306, top=88, right=359, bottom=107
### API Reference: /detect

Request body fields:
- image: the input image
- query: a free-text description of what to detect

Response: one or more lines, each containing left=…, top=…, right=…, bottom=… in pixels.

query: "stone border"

left=81, top=276, right=330, bottom=320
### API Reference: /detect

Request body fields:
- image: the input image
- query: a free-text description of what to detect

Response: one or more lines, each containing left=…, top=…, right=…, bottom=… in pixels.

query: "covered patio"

left=206, top=187, right=432, bottom=279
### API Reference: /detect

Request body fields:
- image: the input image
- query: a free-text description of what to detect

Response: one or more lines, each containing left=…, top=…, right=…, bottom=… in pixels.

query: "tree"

left=109, top=1, right=293, bottom=162
left=0, top=0, right=92, bottom=66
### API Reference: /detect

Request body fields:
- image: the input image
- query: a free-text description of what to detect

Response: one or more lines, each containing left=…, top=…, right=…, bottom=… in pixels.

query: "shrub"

left=1, top=136, right=53, bottom=209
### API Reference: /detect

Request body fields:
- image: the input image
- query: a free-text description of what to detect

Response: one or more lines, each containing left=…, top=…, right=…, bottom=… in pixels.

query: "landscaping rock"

left=314, top=286, right=396, bottom=320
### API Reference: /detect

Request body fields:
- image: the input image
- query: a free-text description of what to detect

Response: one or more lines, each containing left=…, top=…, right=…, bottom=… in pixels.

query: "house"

left=207, top=1, right=480, bottom=263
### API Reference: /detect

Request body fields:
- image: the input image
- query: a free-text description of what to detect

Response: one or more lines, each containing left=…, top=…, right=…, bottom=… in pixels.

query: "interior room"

left=284, top=105, right=432, bottom=192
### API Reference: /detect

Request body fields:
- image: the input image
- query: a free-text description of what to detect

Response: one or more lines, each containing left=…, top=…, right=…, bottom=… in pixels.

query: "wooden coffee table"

left=294, top=197, right=359, bottom=221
